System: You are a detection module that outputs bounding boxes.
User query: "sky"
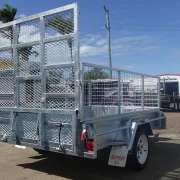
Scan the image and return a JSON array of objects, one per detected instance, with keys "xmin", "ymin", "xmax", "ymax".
[{"xmin": 2, "ymin": 0, "xmax": 180, "ymax": 75}]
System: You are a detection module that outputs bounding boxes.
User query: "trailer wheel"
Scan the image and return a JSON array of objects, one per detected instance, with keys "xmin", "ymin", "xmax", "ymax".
[{"xmin": 127, "ymin": 131, "xmax": 149, "ymax": 170}]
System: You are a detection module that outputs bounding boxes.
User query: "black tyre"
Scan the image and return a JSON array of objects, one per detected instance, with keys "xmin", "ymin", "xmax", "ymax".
[
  {"xmin": 33, "ymin": 148, "xmax": 48, "ymax": 155},
  {"xmin": 127, "ymin": 131, "xmax": 149, "ymax": 170}
]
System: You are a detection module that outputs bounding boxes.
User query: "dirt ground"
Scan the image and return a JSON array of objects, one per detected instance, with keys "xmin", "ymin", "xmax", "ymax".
[{"xmin": 0, "ymin": 112, "xmax": 180, "ymax": 180}]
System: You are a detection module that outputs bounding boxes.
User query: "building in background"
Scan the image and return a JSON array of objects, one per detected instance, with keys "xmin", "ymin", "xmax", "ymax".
[{"xmin": 158, "ymin": 74, "xmax": 180, "ymax": 96}]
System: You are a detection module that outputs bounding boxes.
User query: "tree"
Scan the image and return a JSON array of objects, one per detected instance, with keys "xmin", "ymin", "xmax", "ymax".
[
  {"xmin": 46, "ymin": 17, "xmax": 74, "ymax": 61},
  {"xmin": 0, "ymin": 3, "xmax": 17, "ymax": 41},
  {"xmin": 0, "ymin": 3, "xmax": 17, "ymax": 23},
  {"xmin": 84, "ymin": 67, "xmax": 109, "ymax": 80}
]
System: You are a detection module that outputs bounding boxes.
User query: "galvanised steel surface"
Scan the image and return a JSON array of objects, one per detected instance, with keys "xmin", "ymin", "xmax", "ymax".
[{"xmin": 0, "ymin": 3, "xmax": 79, "ymax": 152}]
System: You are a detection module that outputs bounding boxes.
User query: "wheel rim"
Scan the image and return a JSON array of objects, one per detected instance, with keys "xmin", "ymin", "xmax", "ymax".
[{"xmin": 137, "ymin": 134, "xmax": 148, "ymax": 165}]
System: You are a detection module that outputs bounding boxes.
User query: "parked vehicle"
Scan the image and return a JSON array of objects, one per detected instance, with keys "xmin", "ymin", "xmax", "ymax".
[
  {"xmin": 0, "ymin": 3, "xmax": 166, "ymax": 171},
  {"xmin": 160, "ymin": 94, "xmax": 175, "ymax": 109}
]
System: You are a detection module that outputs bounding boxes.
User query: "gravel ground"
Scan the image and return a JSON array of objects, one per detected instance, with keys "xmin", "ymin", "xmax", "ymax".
[{"xmin": 154, "ymin": 112, "xmax": 180, "ymax": 134}]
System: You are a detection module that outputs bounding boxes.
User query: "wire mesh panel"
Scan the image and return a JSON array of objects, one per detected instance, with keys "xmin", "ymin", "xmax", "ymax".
[
  {"xmin": 46, "ymin": 97, "xmax": 75, "ymax": 109},
  {"xmin": 17, "ymin": 19, "xmax": 40, "ymax": 44},
  {"xmin": 0, "ymin": 111, "xmax": 11, "ymax": 137},
  {"xmin": 0, "ymin": 73, "xmax": 14, "ymax": 108},
  {"xmin": 17, "ymin": 45, "xmax": 40, "ymax": 76},
  {"xmin": 0, "ymin": 50, "xmax": 13, "ymax": 70},
  {"xmin": 44, "ymin": 113, "xmax": 72, "ymax": 145},
  {"xmin": 17, "ymin": 113, "xmax": 39, "ymax": 141},
  {"xmin": 46, "ymin": 67, "xmax": 75, "ymax": 93},
  {"xmin": 0, "ymin": 74, "xmax": 14, "ymax": 94},
  {"xmin": 0, "ymin": 26, "xmax": 13, "ymax": 47},
  {"xmin": 45, "ymin": 39, "xmax": 74, "ymax": 65},
  {"xmin": 121, "ymin": 72, "xmax": 143, "ymax": 113},
  {"xmin": 18, "ymin": 80, "xmax": 42, "ymax": 108},
  {"xmin": 44, "ymin": 10, "xmax": 74, "ymax": 39},
  {"xmin": 144, "ymin": 77, "xmax": 159, "ymax": 109},
  {"xmin": 83, "ymin": 65, "xmax": 119, "ymax": 118}
]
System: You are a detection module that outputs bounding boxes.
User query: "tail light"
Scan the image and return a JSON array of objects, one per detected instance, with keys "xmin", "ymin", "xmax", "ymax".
[
  {"xmin": 81, "ymin": 124, "xmax": 96, "ymax": 151},
  {"xmin": 168, "ymin": 97, "xmax": 171, "ymax": 101},
  {"xmin": 86, "ymin": 140, "xmax": 94, "ymax": 151}
]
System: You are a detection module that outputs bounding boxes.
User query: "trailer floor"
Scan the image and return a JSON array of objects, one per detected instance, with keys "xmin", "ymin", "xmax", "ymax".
[{"xmin": 0, "ymin": 136, "xmax": 180, "ymax": 180}]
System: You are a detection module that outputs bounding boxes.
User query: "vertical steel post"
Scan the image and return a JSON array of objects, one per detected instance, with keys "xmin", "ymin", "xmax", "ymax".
[
  {"xmin": 13, "ymin": 24, "xmax": 18, "ymax": 108},
  {"xmin": 80, "ymin": 63, "xmax": 84, "ymax": 119},
  {"xmin": 39, "ymin": 16, "xmax": 45, "ymax": 147},
  {"xmin": 141, "ymin": 76, "xmax": 144, "ymax": 111},
  {"xmin": 73, "ymin": 3, "xmax": 80, "ymax": 153},
  {"xmin": 40, "ymin": 17, "xmax": 46, "ymax": 109},
  {"xmin": 118, "ymin": 71, "xmax": 121, "ymax": 114},
  {"xmin": 158, "ymin": 78, "xmax": 161, "ymax": 108},
  {"xmin": 12, "ymin": 24, "xmax": 18, "ymax": 140}
]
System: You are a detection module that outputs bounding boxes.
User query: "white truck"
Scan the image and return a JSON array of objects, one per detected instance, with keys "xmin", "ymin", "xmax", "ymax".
[{"xmin": 0, "ymin": 3, "xmax": 166, "ymax": 170}]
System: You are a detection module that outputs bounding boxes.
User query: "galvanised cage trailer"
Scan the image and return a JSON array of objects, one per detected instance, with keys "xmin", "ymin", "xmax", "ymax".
[{"xmin": 0, "ymin": 3, "xmax": 166, "ymax": 170}]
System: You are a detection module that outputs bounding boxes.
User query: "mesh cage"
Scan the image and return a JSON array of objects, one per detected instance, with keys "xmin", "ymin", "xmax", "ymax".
[
  {"xmin": 17, "ymin": 45, "xmax": 40, "ymax": 76},
  {"xmin": 46, "ymin": 67, "xmax": 75, "ymax": 93},
  {"xmin": 0, "ymin": 26, "xmax": 13, "ymax": 47},
  {"xmin": 0, "ymin": 111, "xmax": 11, "ymax": 137},
  {"xmin": 44, "ymin": 10, "xmax": 74, "ymax": 39},
  {"xmin": 0, "ymin": 50, "xmax": 13, "ymax": 70},
  {"xmin": 82, "ymin": 64, "xmax": 160, "ymax": 119},
  {"xmin": 17, "ymin": 19, "xmax": 40, "ymax": 44},
  {"xmin": 18, "ymin": 80, "xmax": 42, "ymax": 108},
  {"xmin": 17, "ymin": 113, "xmax": 39, "ymax": 141},
  {"xmin": 44, "ymin": 113, "xmax": 72, "ymax": 145}
]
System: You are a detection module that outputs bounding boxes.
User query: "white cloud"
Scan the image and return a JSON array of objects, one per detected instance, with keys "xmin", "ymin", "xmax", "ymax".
[
  {"xmin": 96, "ymin": 39, "xmax": 107, "ymax": 46},
  {"xmin": 16, "ymin": 14, "xmax": 26, "ymax": 19},
  {"xmin": 80, "ymin": 34, "xmax": 160, "ymax": 58}
]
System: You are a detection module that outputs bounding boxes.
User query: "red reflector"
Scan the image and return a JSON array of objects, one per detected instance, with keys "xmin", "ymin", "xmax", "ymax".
[
  {"xmin": 168, "ymin": 97, "xmax": 170, "ymax": 101},
  {"xmin": 86, "ymin": 141, "xmax": 94, "ymax": 151}
]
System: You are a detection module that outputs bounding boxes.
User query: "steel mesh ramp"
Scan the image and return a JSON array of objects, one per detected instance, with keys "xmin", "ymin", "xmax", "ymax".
[{"xmin": 0, "ymin": 3, "xmax": 79, "ymax": 152}]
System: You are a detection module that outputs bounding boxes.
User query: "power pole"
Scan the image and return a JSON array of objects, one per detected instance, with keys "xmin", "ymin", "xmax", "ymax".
[{"xmin": 104, "ymin": 5, "xmax": 112, "ymax": 78}]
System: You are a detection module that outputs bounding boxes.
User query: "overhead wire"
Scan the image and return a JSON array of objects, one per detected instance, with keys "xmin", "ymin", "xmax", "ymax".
[
  {"xmin": 106, "ymin": 3, "xmax": 180, "ymax": 6},
  {"xmin": 110, "ymin": 10, "xmax": 180, "ymax": 14}
]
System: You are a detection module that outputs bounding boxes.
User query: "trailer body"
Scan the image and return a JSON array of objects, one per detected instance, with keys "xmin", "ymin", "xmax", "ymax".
[{"xmin": 0, "ymin": 3, "xmax": 166, "ymax": 169}]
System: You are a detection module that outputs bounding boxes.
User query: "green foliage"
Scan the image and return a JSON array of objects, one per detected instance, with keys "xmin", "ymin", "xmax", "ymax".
[
  {"xmin": 84, "ymin": 67, "xmax": 109, "ymax": 80},
  {"xmin": 0, "ymin": 3, "xmax": 17, "ymax": 23},
  {"xmin": 0, "ymin": 3, "xmax": 17, "ymax": 42}
]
